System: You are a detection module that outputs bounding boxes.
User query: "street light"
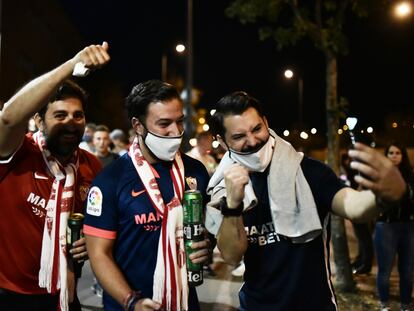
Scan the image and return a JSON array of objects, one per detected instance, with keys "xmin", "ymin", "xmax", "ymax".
[
  {"xmin": 161, "ymin": 44, "xmax": 185, "ymax": 82},
  {"xmin": 284, "ymin": 68, "xmax": 304, "ymax": 127},
  {"xmin": 394, "ymin": 1, "xmax": 412, "ymax": 19}
]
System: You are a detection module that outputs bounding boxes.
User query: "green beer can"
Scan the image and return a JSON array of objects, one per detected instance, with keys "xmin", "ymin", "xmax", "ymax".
[{"xmin": 183, "ymin": 190, "xmax": 204, "ymax": 287}]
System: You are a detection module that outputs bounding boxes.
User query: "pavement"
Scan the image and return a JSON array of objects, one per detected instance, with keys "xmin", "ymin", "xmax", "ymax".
[{"xmin": 77, "ymin": 219, "xmax": 410, "ymax": 310}]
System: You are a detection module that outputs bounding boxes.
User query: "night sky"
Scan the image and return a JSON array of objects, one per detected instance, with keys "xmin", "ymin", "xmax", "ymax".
[{"xmin": 58, "ymin": 0, "xmax": 414, "ymax": 136}]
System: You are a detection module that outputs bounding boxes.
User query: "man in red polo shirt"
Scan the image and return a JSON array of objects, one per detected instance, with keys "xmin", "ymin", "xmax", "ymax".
[{"xmin": 0, "ymin": 42, "xmax": 110, "ymax": 310}]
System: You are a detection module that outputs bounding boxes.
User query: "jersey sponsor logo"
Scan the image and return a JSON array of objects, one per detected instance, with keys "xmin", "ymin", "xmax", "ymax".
[
  {"xmin": 131, "ymin": 189, "xmax": 146, "ymax": 197},
  {"xmin": 34, "ymin": 172, "xmax": 49, "ymax": 180},
  {"xmin": 134, "ymin": 211, "xmax": 162, "ymax": 224},
  {"xmin": 86, "ymin": 186, "xmax": 103, "ymax": 216},
  {"xmin": 27, "ymin": 192, "xmax": 46, "ymax": 209},
  {"xmin": 245, "ymin": 222, "xmax": 279, "ymax": 246}
]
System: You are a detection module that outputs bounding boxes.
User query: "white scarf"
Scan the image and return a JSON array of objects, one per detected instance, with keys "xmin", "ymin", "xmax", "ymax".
[
  {"xmin": 129, "ymin": 137, "xmax": 188, "ymax": 311},
  {"xmin": 34, "ymin": 131, "xmax": 78, "ymax": 311}
]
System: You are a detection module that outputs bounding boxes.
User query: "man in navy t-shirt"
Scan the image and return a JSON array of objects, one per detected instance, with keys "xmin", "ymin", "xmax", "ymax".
[
  {"xmin": 206, "ymin": 91, "xmax": 408, "ymax": 310},
  {"xmin": 84, "ymin": 80, "xmax": 211, "ymax": 311}
]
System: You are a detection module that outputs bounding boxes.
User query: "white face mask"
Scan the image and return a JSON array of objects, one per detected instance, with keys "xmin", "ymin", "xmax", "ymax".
[
  {"xmin": 144, "ymin": 130, "xmax": 183, "ymax": 161},
  {"xmin": 229, "ymin": 135, "xmax": 275, "ymax": 172}
]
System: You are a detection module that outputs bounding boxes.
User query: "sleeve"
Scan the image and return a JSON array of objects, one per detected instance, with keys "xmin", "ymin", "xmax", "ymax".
[
  {"xmin": 83, "ymin": 171, "xmax": 119, "ymax": 240},
  {"xmin": 0, "ymin": 137, "xmax": 26, "ymax": 180},
  {"xmin": 302, "ymin": 157, "xmax": 346, "ymax": 214}
]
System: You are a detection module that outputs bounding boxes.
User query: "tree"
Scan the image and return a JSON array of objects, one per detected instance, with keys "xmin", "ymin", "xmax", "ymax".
[{"xmin": 226, "ymin": 0, "xmax": 379, "ymax": 292}]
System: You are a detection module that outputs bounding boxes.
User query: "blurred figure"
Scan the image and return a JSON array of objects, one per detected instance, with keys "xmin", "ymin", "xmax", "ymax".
[
  {"xmin": 186, "ymin": 131, "xmax": 217, "ymax": 176},
  {"xmin": 341, "ymin": 153, "xmax": 374, "ymax": 275},
  {"xmin": 79, "ymin": 122, "xmax": 96, "ymax": 153},
  {"xmin": 375, "ymin": 142, "xmax": 414, "ymax": 311},
  {"xmin": 93, "ymin": 125, "xmax": 119, "ymax": 167},
  {"xmin": 109, "ymin": 128, "xmax": 128, "ymax": 156}
]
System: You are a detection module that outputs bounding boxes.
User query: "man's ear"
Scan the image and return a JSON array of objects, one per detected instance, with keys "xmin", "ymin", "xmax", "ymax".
[
  {"xmin": 216, "ymin": 134, "xmax": 228, "ymax": 151},
  {"xmin": 34, "ymin": 113, "xmax": 44, "ymax": 131},
  {"xmin": 131, "ymin": 117, "xmax": 144, "ymax": 136},
  {"xmin": 263, "ymin": 116, "xmax": 269, "ymax": 128}
]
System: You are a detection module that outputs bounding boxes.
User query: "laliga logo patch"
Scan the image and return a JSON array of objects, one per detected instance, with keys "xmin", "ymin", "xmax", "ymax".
[
  {"xmin": 185, "ymin": 177, "xmax": 197, "ymax": 190},
  {"xmin": 86, "ymin": 186, "xmax": 103, "ymax": 216}
]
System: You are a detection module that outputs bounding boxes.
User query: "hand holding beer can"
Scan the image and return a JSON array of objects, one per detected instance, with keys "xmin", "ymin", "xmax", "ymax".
[
  {"xmin": 183, "ymin": 190, "xmax": 204, "ymax": 287},
  {"xmin": 67, "ymin": 213, "xmax": 85, "ymax": 278}
]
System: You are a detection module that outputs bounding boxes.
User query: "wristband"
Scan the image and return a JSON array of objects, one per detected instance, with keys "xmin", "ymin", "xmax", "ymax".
[
  {"xmin": 220, "ymin": 197, "xmax": 243, "ymax": 217},
  {"xmin": 123, "ymin": 290, "xmax": 142, "ymax": 311}
]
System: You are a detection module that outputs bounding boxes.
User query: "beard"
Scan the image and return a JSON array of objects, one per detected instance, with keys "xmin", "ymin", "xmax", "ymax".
[{"xmin": 44, "ymin": 128, "xmax": 83, "ymax": 158}]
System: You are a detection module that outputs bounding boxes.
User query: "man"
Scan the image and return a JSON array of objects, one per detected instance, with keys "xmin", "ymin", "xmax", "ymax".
[
  {"xmin": 109, "ymin": 128, "xmax": 128, "ymax": 156},
  {"xmin": 0, "ymin": 42, "xmax": 110, "ymax": 310},
  {"xmin": 79, "ymin": 122, "xmax": 97, "ymax": 153},
  {"xmin": 205, "ymin": 91, "xmax": 408, "ymax": 310},
  {"xmin": 93, "ymin": 124, "xmax": 120, "ymax": 167},
  {"xmin": 186, "ymin": 131, "xmax": 217, "ymax": 176},
  {"xmin": 84, "ymin": 80, "xmax": 211, "ymax": 311}
]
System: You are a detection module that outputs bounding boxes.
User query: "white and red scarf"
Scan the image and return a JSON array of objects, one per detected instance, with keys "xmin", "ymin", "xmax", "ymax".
[
  {"xmin": 129, "ymin": 137, "xmax": 188, "ymax": 311},
  {"xmin": 33, "ymin": 131, "xmax": 78, "ymax": 311}
]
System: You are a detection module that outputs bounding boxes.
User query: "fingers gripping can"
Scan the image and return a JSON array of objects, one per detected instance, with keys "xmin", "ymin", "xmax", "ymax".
[
  {"xmin": 67, "ymin": 213, "xmax": 84, "ymax": 278},
  {"xmin": 183, "ymin": 190, "xmax": 204, "ymax": 287}
]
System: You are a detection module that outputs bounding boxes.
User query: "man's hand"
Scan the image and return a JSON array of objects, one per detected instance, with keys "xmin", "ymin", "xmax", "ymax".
[
  {"xmin": 348, "ymin": 142, "xmax": 406, "ymax": 202},
  {"xmin": 223, "ymin": 164, "xmax": 249, "ymax": 208},
  {"xmin": 189, "ymin": 237, "xmax": 212, "ymax": 265},
  {"xmin": 71, "ymin": 237, "xmax": 88, "ymax": 261},
  {"xmin": 70, "ymin": 41, "xmax": 110, "ymax": 71},
  {"xmin": 134, "ymin": 298, "xmax": 161, "ymax": 311}
]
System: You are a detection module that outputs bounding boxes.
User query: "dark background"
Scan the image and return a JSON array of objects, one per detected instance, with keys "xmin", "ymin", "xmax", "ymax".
[{"xmin": 1, "ymin": 0, "xmax": 413, "ymax": 145}]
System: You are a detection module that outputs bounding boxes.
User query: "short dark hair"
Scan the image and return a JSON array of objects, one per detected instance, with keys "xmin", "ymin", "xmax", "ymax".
[
  {"xmin": 125, "ymin": 80, "xmax": 181, "ymax": 122},
  {"xmin": 38, "ymin": 80, "xmax": 88, "ymax": 120},
  {"xmin": 209, "ymin": 91, "xmax": 265, "ymax": 137},
  {"xmin": 95, "ymin": 124, "xmax": 110, "ymax": 134}
]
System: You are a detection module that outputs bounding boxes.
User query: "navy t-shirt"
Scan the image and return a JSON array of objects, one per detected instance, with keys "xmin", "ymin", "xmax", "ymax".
[
  {"xmin": 239, "ymin": 156, "xmax": 345, "ymax": 311},
  {"xmin": 84, "ymin": 153, "xmax": 209, "ymax": 310}
]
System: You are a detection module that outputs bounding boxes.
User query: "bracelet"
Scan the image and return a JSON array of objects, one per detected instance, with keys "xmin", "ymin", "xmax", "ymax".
[
  {"xmin": 220, "ymin": 197, "xmax": 243, "ymax": 217},
  {"xmin": 123, "ymin": 290, "xmax": 142, "ymax": 311}
]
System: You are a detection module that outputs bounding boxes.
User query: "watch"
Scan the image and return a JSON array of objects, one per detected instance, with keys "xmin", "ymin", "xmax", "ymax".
[{"xmin": 220, "ymin": 197, "xmax": 244, "ymax": 217}]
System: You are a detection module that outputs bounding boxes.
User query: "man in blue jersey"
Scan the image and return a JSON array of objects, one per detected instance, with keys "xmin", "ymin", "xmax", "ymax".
[
  {"xmin": 205, "ymin": 91, "xmax": 409, "ymax": 310},
  {"xmin": 84, "ymin": 80, "xmax": 211, "ymax": 311}
]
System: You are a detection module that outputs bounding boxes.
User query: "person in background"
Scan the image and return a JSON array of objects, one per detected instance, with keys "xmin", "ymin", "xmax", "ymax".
[
  {"xmin": 205, "ymin": 91, "xmax": 408, "ymax": 311},
  {"xmin": 109, "ymin": 128, "xmax": 128, "ymax": 156},
  {"xmin": 375, "ymin": 142, "xmax": 414, "ymax": 311},
  {"xmin": 93, "ymin": 124, "xmax": 119, "ymax": 167},
  {"xmin": 0, "ymin": 42, "xmax": 109, "ymax": 310},
  {"xmin": 84, "ymin": 80, "xmax": 211, "ymax": 311},
  {"xmin": 79, "ymin": 122, "xmax": 96, "ymax": 153},
  {"xmin": 186, "ymin": 131, "xmax": 217, "ymax": 176}
]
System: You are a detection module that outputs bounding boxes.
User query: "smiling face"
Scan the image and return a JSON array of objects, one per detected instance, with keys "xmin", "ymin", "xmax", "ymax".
[
  {"xmin": 37, "ymin": 97, "xmax": 85, "ymax": 161},
  {"xmin": 218, "ymin": 107, "xmax": 269, "ymax": 153}
]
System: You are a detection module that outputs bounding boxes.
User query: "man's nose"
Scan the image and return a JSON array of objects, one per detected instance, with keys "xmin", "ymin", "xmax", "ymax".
[
  {"xmin": 245, "ymin": 133, "xmax": 260, "ymax": 147},
  {"xmin": 169, "ymin": 122, "xmax": 182, "ymax": 136}
]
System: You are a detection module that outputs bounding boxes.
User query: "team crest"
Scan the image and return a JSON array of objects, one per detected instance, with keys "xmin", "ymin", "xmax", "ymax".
[
  {"xmin": 86, "ymin": 186, "xmax": 103, "ymax": 216},
  {"xmin": 185, "ymin": 177, "xmax": 197, "ymax": 190},
  {"xmin": 79, "ymin": 184, "xmax": 90, "ymax": 202}
]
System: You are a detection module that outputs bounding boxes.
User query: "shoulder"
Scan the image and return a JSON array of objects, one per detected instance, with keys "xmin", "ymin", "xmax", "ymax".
[
  {"xmin": 93, "ymin": 152, "xmax": 132, "ymax": 185},
  {"xmin": 182, "ymin": 153, "xmax": 208, "ymax": 174},
  {"xmin": 301, "ymin": 156, "xmax": 335, "ymax": 178}
]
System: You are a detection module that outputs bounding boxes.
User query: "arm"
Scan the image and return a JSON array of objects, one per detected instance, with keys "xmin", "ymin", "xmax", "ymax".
[
  {"xmin": 85, "ymin": 235, "xmax": 161, "ymax": 311},
  {"xmin": 0, "ymin": 42, "xmax": 110, "ymax": 158},
  {"xmin": 332, "ymin": 142, "xmax": 407, "ymax": 222},
  {"xmin": 216, "ymin": 164, "xmax": 249, "ymax": 265}
]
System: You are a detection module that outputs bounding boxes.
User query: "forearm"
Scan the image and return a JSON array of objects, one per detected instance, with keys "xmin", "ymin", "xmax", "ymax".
[
  {"xmin": 89, "ymin": 248, "xmax": 135, "ymax": 307},
  {"xmin": 1, "ymin": 60, "xmax": 75, "ymax": 128},
  {"xmin": 217, "ymin": 216, "xmax": 247, "ymax": 265}
]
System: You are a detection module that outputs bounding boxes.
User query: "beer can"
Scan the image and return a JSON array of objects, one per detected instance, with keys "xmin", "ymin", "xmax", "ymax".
[
  {"xmin": 183, "ymin": 190, "xmax": 204, "ymax": 287},
  {"xmin": 67, "ymin": 213, "xmax": 84, "ymax": 278}
]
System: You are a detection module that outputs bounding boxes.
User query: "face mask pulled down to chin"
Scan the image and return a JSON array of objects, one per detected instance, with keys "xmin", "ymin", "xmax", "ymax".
[
  {"xmin": 229, "ymin": 134, "xmax": 275, "ymax": 172},
  {"xmin": 144, "ymin": 130, "xmax": 183, "ymax": 161}
]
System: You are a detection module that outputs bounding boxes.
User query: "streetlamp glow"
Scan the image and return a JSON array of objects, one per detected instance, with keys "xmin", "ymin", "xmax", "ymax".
[
  {"xmin": 283, "ymin": 130, "xmax": 290, "ymax": 137},
  {"xmin": 284, "ymin": 69, "xmax": 294, "ymax": 79},
  {"xmin": 394, "ymin": 1, "xmax": 412, "ymax": 18},
  {"xmin": 176, "ymin": 44, "xmax": 186, "ymax": 53},
  {"xmin": 311, "ymin": 128, "xmax": 317, "ymax": 134}
]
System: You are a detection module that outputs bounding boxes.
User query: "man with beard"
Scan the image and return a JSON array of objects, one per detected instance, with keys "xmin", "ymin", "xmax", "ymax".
[
  {"xmin": 84, "ymin": 80, "xmax": 211, "ymax": 311},
  {"xmin": 0, "ymin": 42, "xmax": 110, "ymax": 310},
  {"xmin": 205, "ymin": 91, "xmax": 409, "ymax": 310}
]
